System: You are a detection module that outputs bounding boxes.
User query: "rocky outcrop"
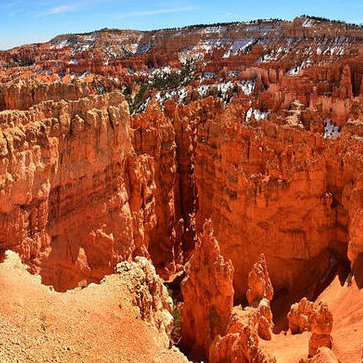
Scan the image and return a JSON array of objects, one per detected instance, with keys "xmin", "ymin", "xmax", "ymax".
[
  {"xmin": 256, "ymin": 298, "xmax": 274, "ymax": 341},
  {"xmin": 309, "ymin": 302, "xmax": 333, "ymax": 357},
  {"xmin": 243, "ymin": 254, "xmax": 274, "ymax": 340},
  {"xmin": 0, "ymin": 250, "xmax": 188, "ymax": 363},
  {"xmin": 300, "ymin": 347, "xmax": 339, "ymax": 363},
  {"xmin": 115, "ymin": 256, "xmax": 174, "ymax": 339},
  {"xmin": 336, "ymin": 65, "xmax": 353, "ymax": 100},
  {"xmin": 192, "ymin": 93, "xmax": 362, "ymax": 320},
  {"xmin": 179, "ymin": 228, "xmax": 276, "ymax": 361},
  {"xmin": 0, "ymin": 78, "xmax": 93, "ymax": 111},
  {"xmin": 207, "ymin": 256, "xmax": 275, "ymax": 361},
  {"xmin": 287, "ymin": 299, "xmax": 335, "ymax": 359},
  {"xmin": 246, "ymin": 253, "xmax": 274, "ymax": 307},
  {"xmin": 288, "ymin": 298, "xmax": 314, "ymax": 334},
  {"xmin": 180, "ymin": 219, "xmax": 234, "ymax": 360},
  {"xmin": 209, "ymin": 306, "xmax": 276, "ymax": 363}
]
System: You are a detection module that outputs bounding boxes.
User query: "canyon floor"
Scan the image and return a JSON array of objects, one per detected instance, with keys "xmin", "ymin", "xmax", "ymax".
[{"xmin": 0, "ymin": 16, "xmax": 362, "ymax": 362}]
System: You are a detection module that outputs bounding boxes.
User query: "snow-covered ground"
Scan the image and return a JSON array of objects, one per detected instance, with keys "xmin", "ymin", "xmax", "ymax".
[
  {"xmin": 154, "ymin": 88, "xmax": 188, "ymax": 109},
  {"xmin": 200, "ymin": 26, "xmax": 227, "ymax": 34},
  {"xmin": 223, "ymin": 38, "xmax": 255, "ymax": 58},
  {"xmin": 50, "ymin": 39, "xmax": 71, "ymax": 50},
  {"xmin": 197, "ymin": 85, "xmax": 210, "ymax": 97}
]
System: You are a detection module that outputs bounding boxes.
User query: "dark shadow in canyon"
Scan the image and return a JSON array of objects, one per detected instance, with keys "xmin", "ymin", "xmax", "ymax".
[
  {"xmin": 0, "ymin": 249, "xmax": 5, "ymax": 263},
  {"xmin": 271, "ymin": 247, "xmax": 351, "ymax": 333},
  {"xmin": 352, "ymin": 252, "xmax": 363, "ymax": 288}
]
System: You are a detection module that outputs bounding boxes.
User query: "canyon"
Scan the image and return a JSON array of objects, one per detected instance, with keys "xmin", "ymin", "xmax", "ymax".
[{"xmin": 0, "ymin": 15, "xmax": 362, "ymax": 362}]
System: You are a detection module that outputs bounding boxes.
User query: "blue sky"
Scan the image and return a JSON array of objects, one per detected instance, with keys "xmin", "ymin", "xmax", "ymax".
[{"xmin": 0, "ymin": 0, "xmax": 362, "ymax": 50}]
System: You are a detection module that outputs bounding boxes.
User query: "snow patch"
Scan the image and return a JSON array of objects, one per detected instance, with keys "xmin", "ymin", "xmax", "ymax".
[
  {"xmin": 216, "ymin": 82, "xmax": 235, "ymax": 103},
  {"xmin": 84, "ymin": 34, "xmax": 96, "ymax": 42},
  {"xmin": 246, "ymin": 108, "xmax": 269, "ymax": 122},
  {"xmin": 79, "ymin": 71, "xmax": 90, "ymax": 80},
  {"xmin": 223, "ymin": 38, "xmax": 255, "ymax": 57},
  {"xmin": 51, "ymin": 39, "xmax": 71, "ymax": 50},
  {"xmin": 201, "ymin": 38, "xmax": 227, "ymax": 53},
  {"xmin": 152, "ymin": 66, "xmax": 172, "ymax": 77},
  {"xmin": 197, "ymin": 85, "xmax": 210, "ymax": 97},
  {"xmin": 178, "ymin": 49, "xmax": 204, "ymax": 63},
  {"xmin": 201, "ymin": 26, "xmax": 226, "ymax": 34},
  {"xmin": 135, "ymin": 44, "xmax": 152, "ymax": 54},
  {"xmin": 201, "ymin": 72, "xmax": 215, "ymax": 80},
  {"xmin": 324, "ymin": 118, "xmax": 341, "ymax": 139},
  {"xmin": 133, "ymin": 97, "xmax": 151, "ymax": 115},
  {"xmin": 302, "ymin": 18, "xmax": 315, "ymax": 27},
  {"xmin": 154, "ymin": 88, "xmax": 188, "ymax": 109},
  {"xmin": 238, "ymin": 80, "xmax": 256, "ymax": 96},
  {"xmin": 287, "ymin": 60, "xmax": 312, "ymax": 76}
]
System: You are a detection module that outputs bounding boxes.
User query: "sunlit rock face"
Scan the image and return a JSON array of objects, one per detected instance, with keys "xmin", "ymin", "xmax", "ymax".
[
  {"xmin": 180, "ymin": 220, "xmax": 234, "ymax": 360},
  {"xmin": 0, "ymin": 15, "xmax": 361, "ymax": 363},
  {"xmin": 0, "ymin": 89, "xmax": 137, "ymax": 290}
]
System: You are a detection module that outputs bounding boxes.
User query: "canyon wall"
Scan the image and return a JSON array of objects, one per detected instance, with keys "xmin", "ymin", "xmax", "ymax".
[
  {"xmin": 192, "ymin": 97, "xmax": 361, "ymax": 313},
  {"xmin": 0, "ymin": 88, "xmax": 139, "ymax": 290}
]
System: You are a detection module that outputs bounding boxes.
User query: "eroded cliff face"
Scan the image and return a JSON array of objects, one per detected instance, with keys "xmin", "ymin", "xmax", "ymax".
[
  {"xmin": 189, "ymin": 96, "xmax": 362, "ymax": 316},
  {"xmin": 131, "ymin": 102, "xmax": 182, "ymax": 278},
  {"xmin": 0, "ymin": 15, "xmax": 362, "ymax": 362},
  {"xmin": 0, "ymin": 87, "xmax": 137, "ymax": 290}
]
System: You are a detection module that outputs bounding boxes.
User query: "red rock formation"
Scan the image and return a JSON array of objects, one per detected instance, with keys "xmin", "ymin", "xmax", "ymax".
[
  {"xmin": 288, "ymin": 298, "xmax": 314, "ymax": 334},
  {"xmin": 0, "ymin": 78, "xmax": 93, "ymax": 110},
  {"xmin": 207, "ymin": 256, "xmax": 275, "ymax": 361},
  {"xmin": 180, "ymin": 219, "xmax": 234, "ymax": 360},
  {"xmin": 0, "ymin": 89, "xmax": 138, "ymax": 291},
  {"xmin": 209, "ymin": 306, "xmax": 276, "ymax": 363},
  {"xmin": 246, "ymin": 253, "xmax": 274, "ymax": 306},
  {"xmin": 115, "ymin": 256, "xmax": 174, "ymax": 338},
  {"xmin": 191, "ymin": 93, "xmax": 362, "ymax": 322},
  {"xmin": 132, "ymin": 101, "xmax": 181, "ymax": 278},
  {"xmin": 309, "ymin": 301, "xmax": 333, "ymax": 357},
  {"xmin": 256, "ymin": 298, "xmax": 274, "ymax": 341},
  {"xmin": 126, "ymin": 154, "xmax": 157, "ymax": 257},
  {"xmin": 300, "ymin": 347, "xmax": 340, "ymax": 363},
  {"xmin": 0, "ymin": 16, "xmax": 361, "ymax": 363},
  {"xmin": 337, "ymin": 65, "xmax": 353, "ymax": 99}
]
